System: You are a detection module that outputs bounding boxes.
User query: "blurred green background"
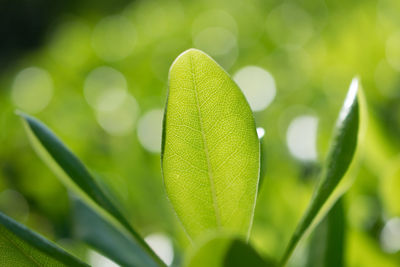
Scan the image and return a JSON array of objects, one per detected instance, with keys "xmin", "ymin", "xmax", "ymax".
[{"xmin": 0, "ymin": 0, "xmax": 399, "ymax": 266}]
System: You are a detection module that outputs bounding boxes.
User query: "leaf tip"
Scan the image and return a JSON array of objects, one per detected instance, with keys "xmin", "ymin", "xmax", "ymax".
[
  {"xmin": 180, "ymin": 48, "xmax": 205, "ymax": 58},
  {"xmin": 15, "ymin": 109, "xmax": 27, "ymax": 118},
  {"xmin": 347, "ymin": 77, "xmax": 360, "ymax": 103},
  {"xmin": 15, "ymin": 110, "xmax": 37, "ymax": 130},
  {"xmin": 170, "ymin": 48, "xmax": 207, "ymax": 70},
  {"xmin": 337, "ymin": 77, "xmax": 360, "ymax": 125}
]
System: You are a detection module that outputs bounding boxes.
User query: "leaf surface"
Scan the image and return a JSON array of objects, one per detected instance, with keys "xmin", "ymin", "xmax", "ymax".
[
  {"xmin": 162, "ymin": 49, "xmax": 260, "ymax": 240},
  {"xmin": 19, "ymin": 113, "xmax": 165, "ymax": 267},
  {"xmin": 307, "ymin": 198, "xmax": 345, "ymax": 267},
  {"xmin": 0, "ymin": 211, "xmax": 88, "ymax": 267},
  {"xmin": 280, "ymin": 78, "xmax": 365, "ymax": 265},
  {"xmin": 73, "ymin": 197, "xmax": 160, "ymax": 267}
]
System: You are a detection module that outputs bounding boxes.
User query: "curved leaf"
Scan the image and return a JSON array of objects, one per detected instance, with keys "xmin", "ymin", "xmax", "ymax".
[
  {"xmin": 306, "ymin": 198, "xmax": 346, "ymax": 267},
  {"xmin": 0, "ymin": 211, "xmax": 88, "ymax": 267},
  {"xmin": 162, "ymin": 49, "xmax": 260, "ymax": 240},
  {"xmin": 185, "ymin": 234, "xmax": 273, "ymax": 267},
  {"xmin": 72, "ymin": 197, "xmax": 161, "ymax": 267},
  {"xmin": 18, "ymin": 113, "xmax": 165, "ymax": 267},
  {"xmin": 280, "ymin": 78, "xmax": 365, "ymax": 266}
]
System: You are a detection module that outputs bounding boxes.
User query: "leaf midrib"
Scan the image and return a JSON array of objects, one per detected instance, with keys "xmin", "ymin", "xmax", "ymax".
[{"xmin": 189, "ymin": 53, "xmax": 221, "ymax": 227}]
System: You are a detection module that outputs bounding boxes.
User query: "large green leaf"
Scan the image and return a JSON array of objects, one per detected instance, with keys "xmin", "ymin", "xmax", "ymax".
[
  {"xmin": 185, "ymin": 234, "xmax": 273, "ymax": 267},
  {"xmin": 72, "ymin": 197, "xmax": 161, "ymax": 267},
  {"xmin": 18, "ymin": 113, "xmax": 165, "ymax": 267},
  {"xmin": 162, "ymin": 49, "xmax": 260, "ymax": 240},
  {"xmin": 0, "ymin": 211, "xmax": 88, "ymax": 267},
  {"xmin": 280, "ymin": 78, "xmax": 365, "ymax": 266}
]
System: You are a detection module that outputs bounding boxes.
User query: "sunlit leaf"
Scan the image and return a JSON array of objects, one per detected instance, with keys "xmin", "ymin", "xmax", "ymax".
[
  {"xmin": 162, "ymin": 49, "xmax": 260, "ymax": 240},
  {"xmin": 280, "ymin": 78, "xmax": 366, "ymax": 265},
  {"xmin": 72, "ymin": 197, "xmax": 161, "ymax": 267},
  {"xmin": 185, "ymin": 233, "xmax": 273, "ymax": 267},
  {"xmin": 18, "ymin": 113, "xmax": 165, "ymax": 267},
  {"xmin": 0, "ymin": 211, "xmax": 88, "ymax": 267}
]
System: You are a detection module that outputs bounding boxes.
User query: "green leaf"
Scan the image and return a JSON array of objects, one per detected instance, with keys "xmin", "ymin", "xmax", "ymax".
[
  {"xmin": 0, "ymin": 211, "xmax": 88, "ymax": 267},
  {"xmin": 18, "ymin": 113, "xmax": 165, "ymax": 267},
  {"xmin": 72, "ymin": 197, "xmax": 161, "ymax": 267},
  {"xmin": 307, "ymin": 198, "xmax": 346, "ymax": 267},
  {"xmin": 162, "ymin": 49, "xmax": 260, "ymax": 240},
  {"xmin": 185, "ymin": 234, "xmax": 273, "ymax": 267},
  {"xmin": 280, "ymin": 78, "xmax": 365, "ymax": 266}
]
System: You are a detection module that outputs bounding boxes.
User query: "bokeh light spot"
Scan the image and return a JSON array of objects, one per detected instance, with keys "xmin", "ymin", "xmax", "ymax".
[
  {"xmin": 84, "ymin": 66, "xmax": 127, "ymax": 111},
  {"xmin": 193, "ymin": 27, "xmax": 238, "ymax": 69},
  {"xmin": 88, "ymin": 250, "xmax": 119, "ymax": 267},
  {"xmin": 257, "ymin": 127, "xmax": 265, "ymax": 139},
  {"xmin": 385, "ymin": 31, "xmax": 400, "ymax": 72},
  {"xmin": 233, "ymin": 66, "xmax": 276, "ymax": 112},
  {"xmin": 11, "ymin": 67, "xmax": 53, "ymax": 114},
  {"xmin": 286, "ymin": 115, "xmax": 318, "ymax": 161},
  {"xmin": 92, "ymin": 15, "xmax": 136, "ymax": 62},
  {"xmin": 96, "ymin": 94, "xmax": 139, "ymax": 136},
  {"xmin": 137, "ymin": 109, "xmax": 164, "ymax": 153},
  {"xmin": 380, "ymin": 217, "xmax": 400, "ymax": 253},
  {"xmin": 145, "ymin": 233, "xmax": 174, "ymax": 266}
]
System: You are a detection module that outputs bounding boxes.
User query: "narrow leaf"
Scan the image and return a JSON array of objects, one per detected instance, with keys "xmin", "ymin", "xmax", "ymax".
[
  {"xmin": 185, "ymin": 234, "xmax": 273, "ymax": 267},
  {"xmin": 0, "ymin": 211, "xmax": 88, "ymax": 267},
  {"xmin": 306, "ymin": 198, "xmax": 346, "ymax": 267},
  {"xmin": 280, "ymin": 78, "xmax": 364, "ymax": 265},
  {"xmin": 72, "ymin": 197, "xmax": 161, "ymax": 267},
  {"xmin": 18, "ymin": 113, "xmax": 165, "ymax": 267},
  {"xmin": 162, "ymin": 49, "xmax": 260, "ymax": 240}
]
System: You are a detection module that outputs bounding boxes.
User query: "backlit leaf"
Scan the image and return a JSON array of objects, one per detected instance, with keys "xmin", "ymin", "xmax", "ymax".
[
  {"xmin": 72, "ymin": 197, "xmax": 161, "ymax": 267},
  {"xmin": 0, "ymin": 211, "xmax": 88, "ymax": 267},
  {"xmin": 18, "ymin": 113, "xmax": 165, "ymax": 267},
  {"xmin": 280, "ymin": 78, "xmax": 366, "ymax": 265},
  {"xmin": 162, "ymin": 49, "xmax": 260, "ymax": 240}
]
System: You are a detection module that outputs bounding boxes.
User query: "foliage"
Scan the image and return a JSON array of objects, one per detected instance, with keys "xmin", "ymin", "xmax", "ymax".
[
  {"xmin": 162, "ymin": 49, "xmax": 259, "ymax": 240},
  {"xmin": 0, "ymin": 49, "xmax": 365, "ymax": 266}
]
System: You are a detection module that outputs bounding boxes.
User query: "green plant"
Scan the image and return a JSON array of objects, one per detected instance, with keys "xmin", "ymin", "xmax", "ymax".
[{"xmin": 0, "ymin": 49, "xmax": 364, "ymax": 266}]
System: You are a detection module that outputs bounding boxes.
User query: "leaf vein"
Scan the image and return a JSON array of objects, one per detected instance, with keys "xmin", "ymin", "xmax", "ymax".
[{"xmin": 189, "ymin": 54, "xmax": 222, "ymax": 227}]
